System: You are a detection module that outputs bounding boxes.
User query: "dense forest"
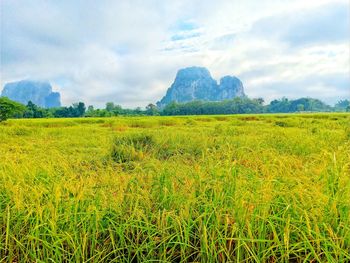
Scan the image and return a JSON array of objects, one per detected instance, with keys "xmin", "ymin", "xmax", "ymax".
[{"xmin": 0, "ymin": 97, "xmax": 349, "ymax": 121}]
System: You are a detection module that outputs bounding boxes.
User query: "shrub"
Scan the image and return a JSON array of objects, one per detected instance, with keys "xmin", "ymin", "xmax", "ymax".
[
  {"xmin": 111, "ymin": 134, "xmax": 155, "ymax": 163},
  {"xmin": 275, "ymin": 121, "xmax": 288, "ymax": 127}
]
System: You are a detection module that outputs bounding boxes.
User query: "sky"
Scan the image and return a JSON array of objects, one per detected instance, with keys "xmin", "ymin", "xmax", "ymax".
[{"xmin": 1, "ymin": 0, "xmax": 349, "ymax": 108}]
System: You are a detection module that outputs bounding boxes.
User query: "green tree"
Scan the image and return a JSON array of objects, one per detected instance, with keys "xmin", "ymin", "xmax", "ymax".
[
  {"xmin": 135, "ymin": 107, "xmax": 143, "ymax": 115},
  {"xmin": 146, "ymin": 103, "xmax": 159, "ymax": 116},
  {"xmin": 296, "ymin": 104, "xmax": 304, "ymax": 112},
  {"xmin": 254, "ymin": 98, "xmax": 265, "ymax": 105},
  {"xmin": 162, "ymin": 102, "xmax": 180, "ymax": 115},
  {"xmin": 0, "ymin": 97, "xmax": 25, "ymax": 122},
  {"xmin": 268, "ymin": 98, "xmax": 291, "ymax": 113},
  {"xmin": 72, "ymin": 102, "xmax": 86, "ymax": 117},
  {"xmin": 112, "ymin": 105, "xmax": 123, "ymax": 116},
  {"xmin": 106, "ymin": 102, "xmax": 115, "ymax": 112},
  {"xmin": 24, "ymin": 101, "xmax": 48, "ymax": 118},
  {"xmin": 85, "ymin": 105, "xmax": 95, "ymax": 117},
  {"xmin": 335, "ymin": 100, "xmax": 350, "ymax": 111},
  {"xmin": 76, "ymin": 102, "xmax": 86, "ymax": 117},
  {"xmin": 161, "ymin": 98, "xmax": 265, "ymax": 116}
]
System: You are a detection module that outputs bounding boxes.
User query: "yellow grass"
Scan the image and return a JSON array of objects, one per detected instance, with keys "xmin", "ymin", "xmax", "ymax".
[{"xmin": 0, "ymin": 113, "xmax": 349, "ymax": 262}]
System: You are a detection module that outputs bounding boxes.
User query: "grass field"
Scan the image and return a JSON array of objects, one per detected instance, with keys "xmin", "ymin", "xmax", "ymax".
[{"xmin": 0, "ymin": 113, "xmax": 349, "ymax": 262}]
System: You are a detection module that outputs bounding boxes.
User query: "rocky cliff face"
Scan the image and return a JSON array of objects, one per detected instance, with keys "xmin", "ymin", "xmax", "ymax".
[
  {"xmin": 157, "ymin": 67, "xmax": 245, "ymax": 108},
  {"xmin": 217, "ymin": 76, "xmax": 245, "ymax": 100},
  {"xmin": 1, "ymin": 80, "xmax": 61, "ymax": 108}
]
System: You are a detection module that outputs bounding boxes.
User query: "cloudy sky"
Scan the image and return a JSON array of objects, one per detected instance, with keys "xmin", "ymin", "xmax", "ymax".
[{"xmin": 1, "ymin": 0, "xmax": 349, "ymax": 107}]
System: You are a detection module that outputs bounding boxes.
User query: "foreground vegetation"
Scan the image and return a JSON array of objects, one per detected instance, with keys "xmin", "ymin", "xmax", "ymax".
[{"xmin": 1, "ymin": 113, "xmax": 350, "ymax": 262}]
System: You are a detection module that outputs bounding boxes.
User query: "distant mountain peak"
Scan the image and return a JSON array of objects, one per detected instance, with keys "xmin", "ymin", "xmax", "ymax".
[
  {"xmin": 175, "ymin": 66, "xmax": 212, "ymax": 80},
  {"xmin": 157, "ymin": 67, "xmax": 245, "ymax": 108},
  {"xmin": 1, "ymin": 80, "xmax": 61, "ymax": 108}
]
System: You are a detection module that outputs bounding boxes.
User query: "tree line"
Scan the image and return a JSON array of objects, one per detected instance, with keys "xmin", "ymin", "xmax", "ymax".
[
  {"xmin": 0, "ymin": 96, "xmax": 349, "ymax": 122},
  {"xmin": 161, "ymin": 97, "xmax": 349, "ymax": 115}
]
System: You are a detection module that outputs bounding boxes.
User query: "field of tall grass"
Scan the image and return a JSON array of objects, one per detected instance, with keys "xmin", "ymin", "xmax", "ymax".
[{"xmin": 1, "ymin": 113, "xmax": 349, "ymax": 262}]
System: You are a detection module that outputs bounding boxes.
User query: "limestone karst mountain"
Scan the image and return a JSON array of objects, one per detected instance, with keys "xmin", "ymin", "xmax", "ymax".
[
  {"xmin": 157, "ymin": 66, "xmax": 245, "ymax": 108},
  {"xmin": 1, "ymin": 80, "xmax": 61, "ymax": 108}
]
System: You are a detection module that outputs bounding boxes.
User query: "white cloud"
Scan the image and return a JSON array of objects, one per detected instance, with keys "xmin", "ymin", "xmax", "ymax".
[{"xmin": 0, "ymin": 0, "xmax": 349, "ymax": 107}]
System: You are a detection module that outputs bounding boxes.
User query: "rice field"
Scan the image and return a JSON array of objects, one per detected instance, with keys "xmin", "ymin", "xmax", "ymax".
[{"xmin": 0, "ymin": 113, "xmax": 349, "ymax": 262}]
